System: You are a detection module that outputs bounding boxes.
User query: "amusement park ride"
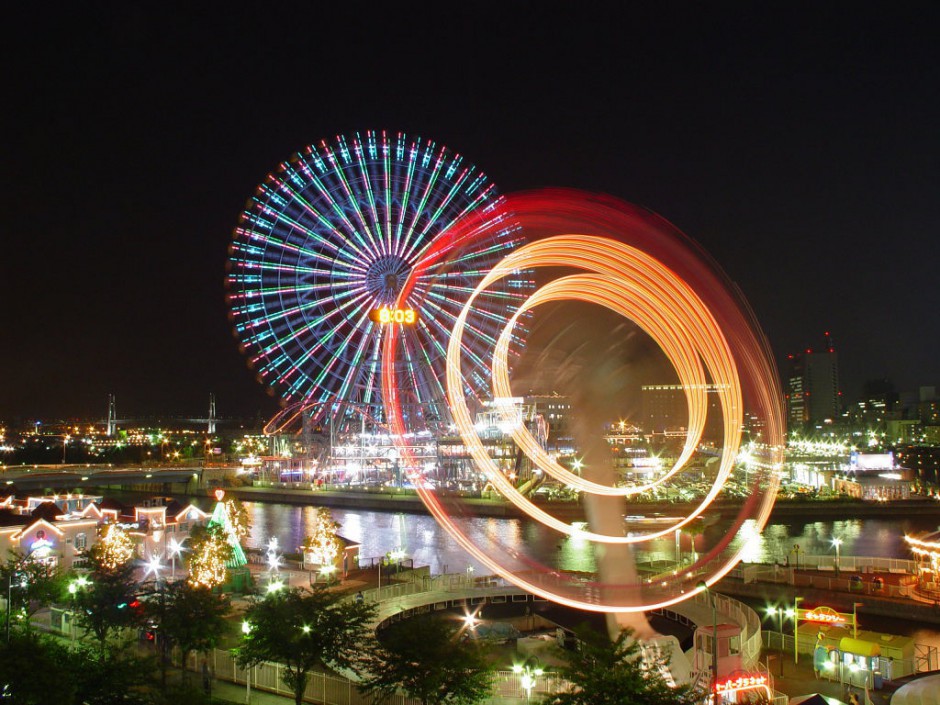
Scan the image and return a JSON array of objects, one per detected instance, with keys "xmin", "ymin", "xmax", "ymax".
[{"xmin": 226, "ymin": 130, "xmax": 786, "ymax": 625}]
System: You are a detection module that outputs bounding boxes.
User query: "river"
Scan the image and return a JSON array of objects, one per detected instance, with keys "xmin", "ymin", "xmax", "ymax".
[
  {"xmin": 242, "ymin": 501, "xmax": 940, "ymax": 575},
  {"xmin": 242, "ymin": 500, "xmax": 940, "ymax": 648}
]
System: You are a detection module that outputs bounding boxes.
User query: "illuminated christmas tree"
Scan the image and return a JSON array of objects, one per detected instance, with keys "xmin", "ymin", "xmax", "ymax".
[
  {"xmin": 301, "ymin": 507, "xmax": 340, "ymax": 568},
  {"xmin": 187, "ymin": 525, "xmax": 231, "ymax": 589},
  {"xmin": 207, "ymin": 490, "xmax": 247, "ymax": 568},
  {"xmin": 97, "ymin": 524, "xmax": 135, "ymax": 570}
]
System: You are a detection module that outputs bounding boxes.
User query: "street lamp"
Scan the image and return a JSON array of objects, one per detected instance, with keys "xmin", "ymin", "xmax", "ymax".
[
  {"xmin": 67, "ymin": 575, "xmax": 90, "ymax": 641},
  {"xmin": 764, "ymin": 605, "xmax": 785, "ymax": 676},
  {"xmin": 145, "ymin": 554, "xmax": 164, "ymax": 582},
  {"xmin": 387, "ymin": 447, "xmax": 400, "ymax": 487},
  {"xmin": 512, "ymin": 657, "xmax": 544, "ymax": 704},
  {"xmin": 168, "ymin": 538, "xmax": 185, "ymax": 580},
  {"xmin": 832, "ymin": 537, "xmax": 843, "ymax": 576},
  {"xmin": 791, "ymin": 543, "xmax": 803, "ymax": 570},
  {"xmin": 241, "ymin": 620, "xmax": 253, "ymax": 703},
  {"xmin": 793, "ymin": 596, "xmax": 805, "ymax": 664},
  {"xmin": 697, "ymin": 581, "xmax": 718, "ymax": 697}
]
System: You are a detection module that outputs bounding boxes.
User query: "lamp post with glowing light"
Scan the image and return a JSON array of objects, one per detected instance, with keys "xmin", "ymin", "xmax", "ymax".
[
  {"xmin": 832, "ymin": 537, "xmax": 843, "ymax": 576},
  {"xmin": 387, "ymin": 447, "xmax": 400, "ymax": 488},
  {"xmin": 793, "ymin": 596, "xmax": 804, "ymax": 664},
  {"xmin": 764, "ymin": 605, "xmax": 787, "ymax": 676},
  {"xmin": 67, "ymin": 575, "xmax": 90, "ymax": 641},
  {"xmin": 168, "ymin": 538, "xmax": 185, "ymax": 580},
  {"xmin": 512, "ymin": 657, "xmax": 543, "ymax": 704},
  {"xmin": 242, "ymin": 620, "xmax": 253, "ymax": 703}
]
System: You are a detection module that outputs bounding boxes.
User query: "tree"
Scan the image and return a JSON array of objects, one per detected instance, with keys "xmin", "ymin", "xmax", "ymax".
[
  {"xmin": 69, "ymin": 643, "xmax": 157, "ymax": 705},
  {"xmin": 96, "ymin": 523, "xmax": 136, "ymax": 570},
  {"xmin": 186, "ymin": 524, "xmax": 232, "ymax": 589},
  {"xmin": 301, "ymin": 507, "xmax": 341, "ymax": 567},
  {"xmin": 224, "ymin": 497, "xmax": 251, "ymax": 542},
  {"xmin": 73, "ymin": 532, "xmax": 145, "ymax": 661},
  {"xmin": 0, "ymin": 630, "xmax": 77, "ymax": 704},
  {"xmin": 236, "ymin": 585, "xmax": 376, "ymax": 705},
  {"xmin": 361, "ymin": 613, "xmax": 494, "ymax": 705},
  {"xmin": 149, "ymin": 580, "xmax": 231, "ymax": 686},
  {"xmin": 545, "ymin": 626, "xmax": 698, "ymax": 705},
  {"xmin": 0, "ymin": 549, "xmax": 65, "ymax": 633}
]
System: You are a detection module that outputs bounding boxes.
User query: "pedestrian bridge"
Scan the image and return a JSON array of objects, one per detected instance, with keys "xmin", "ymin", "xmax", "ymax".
[
  {"xmin": 198, "ymin": 570, "xmax": 768, "ymax": 704},
  {"xmin": 355, "ymin": 572, "xmax": 763, "ymax": 685}
]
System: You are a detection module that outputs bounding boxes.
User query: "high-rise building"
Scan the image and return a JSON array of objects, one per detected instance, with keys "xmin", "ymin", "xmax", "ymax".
[
  {"xmin": 640, "ymin": 384, "xmax": 724, "ymax": 443},
  {"xmin": 525, "ymin": 393, "xmax": 574, "ymax": 453},
  {"xmin": 785, "ymin": 333, "xmax": 842, "ymax": 430},
  {"xmin": 851, "ymin": 378, "xmax": 898, "ymax": 426}
]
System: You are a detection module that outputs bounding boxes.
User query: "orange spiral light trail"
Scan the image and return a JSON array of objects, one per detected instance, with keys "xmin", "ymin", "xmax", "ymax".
[{"xmin": 382, "ymin": 190, "xmax": 785, "ymax": 612}]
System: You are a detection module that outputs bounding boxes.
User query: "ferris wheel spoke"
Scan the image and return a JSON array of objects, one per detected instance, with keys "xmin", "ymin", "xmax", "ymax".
[
  {"xmin": 295, "ymin": 150, "xmax": 371, "ymax": 254},
  {"xmin": 393, "ymin": 137, "xmax": 419, "ymax": 247},
  {"xmin": 416, "ymin": 296, "xmax": 494, "ymax": 388},
  {"xmin": 350, "ymin": 133, "xmax": 385, "ymax": 257},
  {"xmin": 324, "ymin": 137, "xmax": 384, "ymax": 257},
  {"xmin": 266, "ymin": 173, "xmax": 354, "ymax": 250},
  {"xmin": 404, "ymin": 143, "xmax": 448, "ymax": 248}
]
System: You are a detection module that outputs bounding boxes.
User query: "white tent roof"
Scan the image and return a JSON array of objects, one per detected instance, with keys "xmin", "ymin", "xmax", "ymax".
[{"xmin": 891, "ymin": 674, "xmax": 940, "ymax": 705}]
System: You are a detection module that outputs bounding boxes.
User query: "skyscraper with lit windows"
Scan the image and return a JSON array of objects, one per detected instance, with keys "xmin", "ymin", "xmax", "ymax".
[{"xmin": 785, "ymin": 332, "xmax": 841, "ymax": 431}]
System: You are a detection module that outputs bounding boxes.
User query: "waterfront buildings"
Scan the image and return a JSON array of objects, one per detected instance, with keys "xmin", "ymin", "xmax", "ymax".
[{"xmin": 0, "ymin": 492, "xmax": 208, "ymax": 570}]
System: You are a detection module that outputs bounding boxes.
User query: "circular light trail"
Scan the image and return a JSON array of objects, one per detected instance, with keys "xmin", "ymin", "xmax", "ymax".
[{"xmin": 383, "ymin": 189, "xmax": 785, "ymax": 613}]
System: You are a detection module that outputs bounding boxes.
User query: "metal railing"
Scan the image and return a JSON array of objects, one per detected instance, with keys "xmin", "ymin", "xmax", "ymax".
[{"xmin": 192, "ymin": 649, "xmax": 566, "ymax": 705}]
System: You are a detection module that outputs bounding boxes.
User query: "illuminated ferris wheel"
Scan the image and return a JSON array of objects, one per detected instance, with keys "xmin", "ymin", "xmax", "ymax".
[{"xmin": 227, "ymin": 131, "xmax": 532, "ymax": 429}]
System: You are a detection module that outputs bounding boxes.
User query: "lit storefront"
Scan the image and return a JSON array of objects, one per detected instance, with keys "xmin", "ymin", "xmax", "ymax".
[{"xmin": 905, "ymin": 531, "xmax": 940, "ymax": 598}]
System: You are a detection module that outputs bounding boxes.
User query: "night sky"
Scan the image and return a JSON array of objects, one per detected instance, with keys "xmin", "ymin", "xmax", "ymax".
[{"xmin": 4, "ymin": 4, "xmax": 938, "ymax": 421}]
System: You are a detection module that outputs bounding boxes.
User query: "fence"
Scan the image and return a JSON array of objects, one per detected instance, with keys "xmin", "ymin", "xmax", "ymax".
[
  {"xmin": 782, "ymin": 553, "xmax": 917, "ymax": 575},
  {"xmin": 190, "ymin": 649, "xmax": 566, "ymax": 705}
]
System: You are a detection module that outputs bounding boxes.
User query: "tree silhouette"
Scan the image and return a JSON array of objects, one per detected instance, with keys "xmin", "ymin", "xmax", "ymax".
[
  {"xmin": 236, "ymin": 585, "xmax": 375, "ymax": 705},
  {"xmin": 546, "ymin": 626, "xmax": 699, "ymax": 705},
  {"xmin": 361, "ymin": 613, "xmax": 494, "ymax": 705}
]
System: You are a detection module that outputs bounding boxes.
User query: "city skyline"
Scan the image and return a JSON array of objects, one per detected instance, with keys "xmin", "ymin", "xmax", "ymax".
[{"xmin": 4, "ymin": 5, "xmax": 938, "ymax": 419}]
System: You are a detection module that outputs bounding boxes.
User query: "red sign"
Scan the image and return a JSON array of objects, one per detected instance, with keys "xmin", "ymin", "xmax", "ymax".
[{"xmin": 715, "ymin": 674, "xmax": 768, "ymax": 693}]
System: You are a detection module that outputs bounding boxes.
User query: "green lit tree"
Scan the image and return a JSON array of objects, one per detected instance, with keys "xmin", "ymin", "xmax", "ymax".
[
  {"xmin": 236, "ymin": 585, "xmax": 376, "ymax": 705},
  {"xmin": 224, "ymin": 497, "xmax": 251, "ymax": 542},
  {"xmin": 545, "ymin": 626, "xmax": 698, "ymax": 705},
  {"xmin": 360, "ymin": 613, "xmax": 494, "ymax": 705}
]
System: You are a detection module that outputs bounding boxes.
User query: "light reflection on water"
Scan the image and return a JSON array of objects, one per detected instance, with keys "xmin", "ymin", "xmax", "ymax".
[
  {"xmin": 243, "ymin": 501, "xmax": 940, "ymax": 576},
  {"xmin": 713, "ymin": 515, "xmax": 940, "ymax": 565}
]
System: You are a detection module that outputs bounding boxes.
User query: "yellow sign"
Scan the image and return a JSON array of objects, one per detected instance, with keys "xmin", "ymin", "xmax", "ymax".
[{"xmin": 370, "ymin": 307, "xmax": 417, "ymax": 325}]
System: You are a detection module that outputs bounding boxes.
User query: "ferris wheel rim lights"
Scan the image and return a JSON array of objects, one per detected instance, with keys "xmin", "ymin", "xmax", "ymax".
[{"xmin": 227, "ymin": 130, "xmax": 532, "ymax": 417}]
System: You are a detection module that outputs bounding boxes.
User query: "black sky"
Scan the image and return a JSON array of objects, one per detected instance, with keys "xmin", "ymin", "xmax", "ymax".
[{"xmin": 3, "ymin": 3, "xmax": 938, "ymax": 420}]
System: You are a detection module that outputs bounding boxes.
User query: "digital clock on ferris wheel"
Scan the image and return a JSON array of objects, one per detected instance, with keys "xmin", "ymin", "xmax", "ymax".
[{"xmin": 369, "ymin": 307, "xmax": 418, "ymax": 325}]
